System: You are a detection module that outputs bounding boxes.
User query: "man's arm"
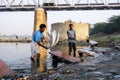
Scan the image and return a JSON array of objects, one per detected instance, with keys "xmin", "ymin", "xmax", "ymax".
[
  {"xmin": 74, "ymin": 31, "xmax": 76, "ymax": 40},
  {"xmin": 36, "ymin": 42, "xmax": 48, "ymax": 49},
  {"xmin": 67, "ymin": 30, "xmax": 69, "ymax": 37},
  {"xmin": 67, "ymin": 31, "xmax": 70, "ymax": 40}
]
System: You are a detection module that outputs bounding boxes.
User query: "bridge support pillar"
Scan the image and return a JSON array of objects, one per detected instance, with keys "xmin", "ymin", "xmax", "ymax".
[{"xmin": 31, "ymin": 7, "xmax": 48, "ymax": 74}]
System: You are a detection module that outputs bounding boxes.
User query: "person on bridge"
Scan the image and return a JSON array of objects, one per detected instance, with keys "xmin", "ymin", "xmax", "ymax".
[
  {"xmin": 67, "ymin": 24, "xmax": 76, "ymax": 57},
  {"xmin": 31, "ymin": 24, "xmax": 48, "ymax": 67}
]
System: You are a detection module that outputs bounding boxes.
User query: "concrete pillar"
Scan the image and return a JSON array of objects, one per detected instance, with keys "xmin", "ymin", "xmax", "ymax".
[
  {"xmin": 32, "ymin": 7, "xmax": 47, "ymax": 74},
  {"xmin": 33, "ymin": 8, "xmax": 47, "ymax": 32}
]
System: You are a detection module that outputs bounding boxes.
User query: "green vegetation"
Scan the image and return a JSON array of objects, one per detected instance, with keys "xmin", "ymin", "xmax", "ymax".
[
  {"xmin": 89, "ymin": 36, "xmax": 120, "ymax": 47},
  {"xmin": 90, "ymin": 37, "xmax": 107, "ymax": 42},
  {"xmin": 109, "ymin": 36, "xmax": 120, "ymax": 41},
  {"xmin": 90, "ymin": 15, "xmax": 120, "ymax": 35},
  {"xmin": 90, "ymin": 36, "xmax": 120, "ymax": 42}
]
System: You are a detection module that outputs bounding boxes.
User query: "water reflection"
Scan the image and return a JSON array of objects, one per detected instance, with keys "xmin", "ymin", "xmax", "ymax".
[
  {"xmin": 15, "ymin": 42, "xmax": 18, "ymax": 49},
  {"xmin": 31, "ymin": 51, "xmax": 63, "ymax": 74},
  {"xmin": 31, "ymin": 55, "xmax": 47, "ymax": 75}
]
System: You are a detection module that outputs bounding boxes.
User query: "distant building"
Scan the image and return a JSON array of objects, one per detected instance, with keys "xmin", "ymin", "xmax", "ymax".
[{"xmin": 51, "ymin": 20, "xmax": 90, "ymax": 41}]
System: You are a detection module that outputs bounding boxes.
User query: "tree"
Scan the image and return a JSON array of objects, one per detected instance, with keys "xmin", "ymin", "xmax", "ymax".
[
  {"xmin": 90, "ymin": 15, "xmax": 120, "ymax": 35},
  {"xmin": 108, "ymin": 15, "xmax": 120, "ymax": 33},
  {"xmin": 91, "ymin": 22, "xmax": 107, "ymax": 34}
]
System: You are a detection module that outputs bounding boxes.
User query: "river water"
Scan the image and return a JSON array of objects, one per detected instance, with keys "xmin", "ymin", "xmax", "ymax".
[
  {"xmin": 0, "ymin": 42, "xmax": 60, "ymax": 74},
  {"xmin": 0, "ymin": 42, "xmax": 31, "ymax": 69}
]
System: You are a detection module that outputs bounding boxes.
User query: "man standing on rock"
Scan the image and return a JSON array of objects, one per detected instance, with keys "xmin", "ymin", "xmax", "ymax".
[
  {"xmin": 67, "ymin": 24, "xmax": 76, "ymax": 57},
  {"xmin": 31, "ymin": 24, "xmax": 48, "ymax": 67}
]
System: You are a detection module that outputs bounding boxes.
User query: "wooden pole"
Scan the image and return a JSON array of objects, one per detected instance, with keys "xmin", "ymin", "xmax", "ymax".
[{"xmin": 32, "ymin": 7, "xmax": 47, "ymax": 74}]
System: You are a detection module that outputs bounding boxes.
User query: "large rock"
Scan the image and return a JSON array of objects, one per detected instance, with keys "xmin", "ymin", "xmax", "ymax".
[{"xmin": 0, "ymin": 59, "xmax": 14, "ymax": 76}]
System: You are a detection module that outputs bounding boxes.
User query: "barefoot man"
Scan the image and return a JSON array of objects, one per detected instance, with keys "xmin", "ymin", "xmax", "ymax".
[
  {"xmin": 31, "ymin": 24, "xmax": 48, "ymax": 66},
  {"xmin": 67, "ymin": 24, "xmax": 76, "ymax": 57}
]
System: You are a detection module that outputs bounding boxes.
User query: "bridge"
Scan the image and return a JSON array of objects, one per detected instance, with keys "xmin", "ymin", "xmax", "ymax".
[{"xmin": 0, "ymin": 0, "xmax": 120, "ymax": 11}]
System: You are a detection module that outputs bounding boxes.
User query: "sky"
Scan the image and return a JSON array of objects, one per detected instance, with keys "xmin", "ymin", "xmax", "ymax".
[{"xmin": 0, "ymin": 10, "xmax": 120, "ymax": 35}]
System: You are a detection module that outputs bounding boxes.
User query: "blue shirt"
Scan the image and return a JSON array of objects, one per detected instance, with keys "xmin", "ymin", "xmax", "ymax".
[{"xmin": 32, "ymin": 30, "xmax": 44, "ymax": 42}]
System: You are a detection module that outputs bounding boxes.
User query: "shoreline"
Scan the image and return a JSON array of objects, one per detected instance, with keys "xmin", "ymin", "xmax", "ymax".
[{"xmin": 0, "ymin": 39, "xmax": 31, "ymax": 43}]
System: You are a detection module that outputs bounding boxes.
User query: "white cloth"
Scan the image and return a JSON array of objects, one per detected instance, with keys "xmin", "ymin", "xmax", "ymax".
[
  {"xmin": 83, "ymin": 45, "xmax": 93, "ymax": 51},
  {"xmin": 31, "ymin": 41, "xmax": 39, "ymax": 57},
  {"xmin": 89, "ymin": 40, "xmax": 98, "ymax": 45}
]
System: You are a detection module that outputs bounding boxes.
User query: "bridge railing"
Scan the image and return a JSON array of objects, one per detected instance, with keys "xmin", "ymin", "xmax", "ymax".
[
  {"xmin": 0, "ymin": 0, "xmax": 120, "ymax": 7},
  {"xmin": 0, "ymin": 0, "xmax": 120, "ymax": 11}
]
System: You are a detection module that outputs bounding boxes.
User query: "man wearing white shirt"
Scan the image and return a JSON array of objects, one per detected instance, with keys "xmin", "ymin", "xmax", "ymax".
[{"xmin": 67, "ymin": 24, "xmax": 76, "ymax": 57}]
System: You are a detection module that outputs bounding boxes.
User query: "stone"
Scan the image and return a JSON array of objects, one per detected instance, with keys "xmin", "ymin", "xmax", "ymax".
[
  {"xmin": 114, "ymin": 75, "xmax": 120, "ymax": 80},
  {"xmin": 87, "ymin": 71, "xmax": 103, "ymax": 77},
  {"xmin": 87, "ymin": 67, "xmax": 96, "ymax": 71},
  {"xmin": 109, "ymin": 70, "xmax": 118, "ymax": 75}
]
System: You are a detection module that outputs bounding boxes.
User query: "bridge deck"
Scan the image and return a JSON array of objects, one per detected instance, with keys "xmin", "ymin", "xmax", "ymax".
[{"xmin": 0, "ymin": 3, "xmax": 120, "ymax": 11}]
